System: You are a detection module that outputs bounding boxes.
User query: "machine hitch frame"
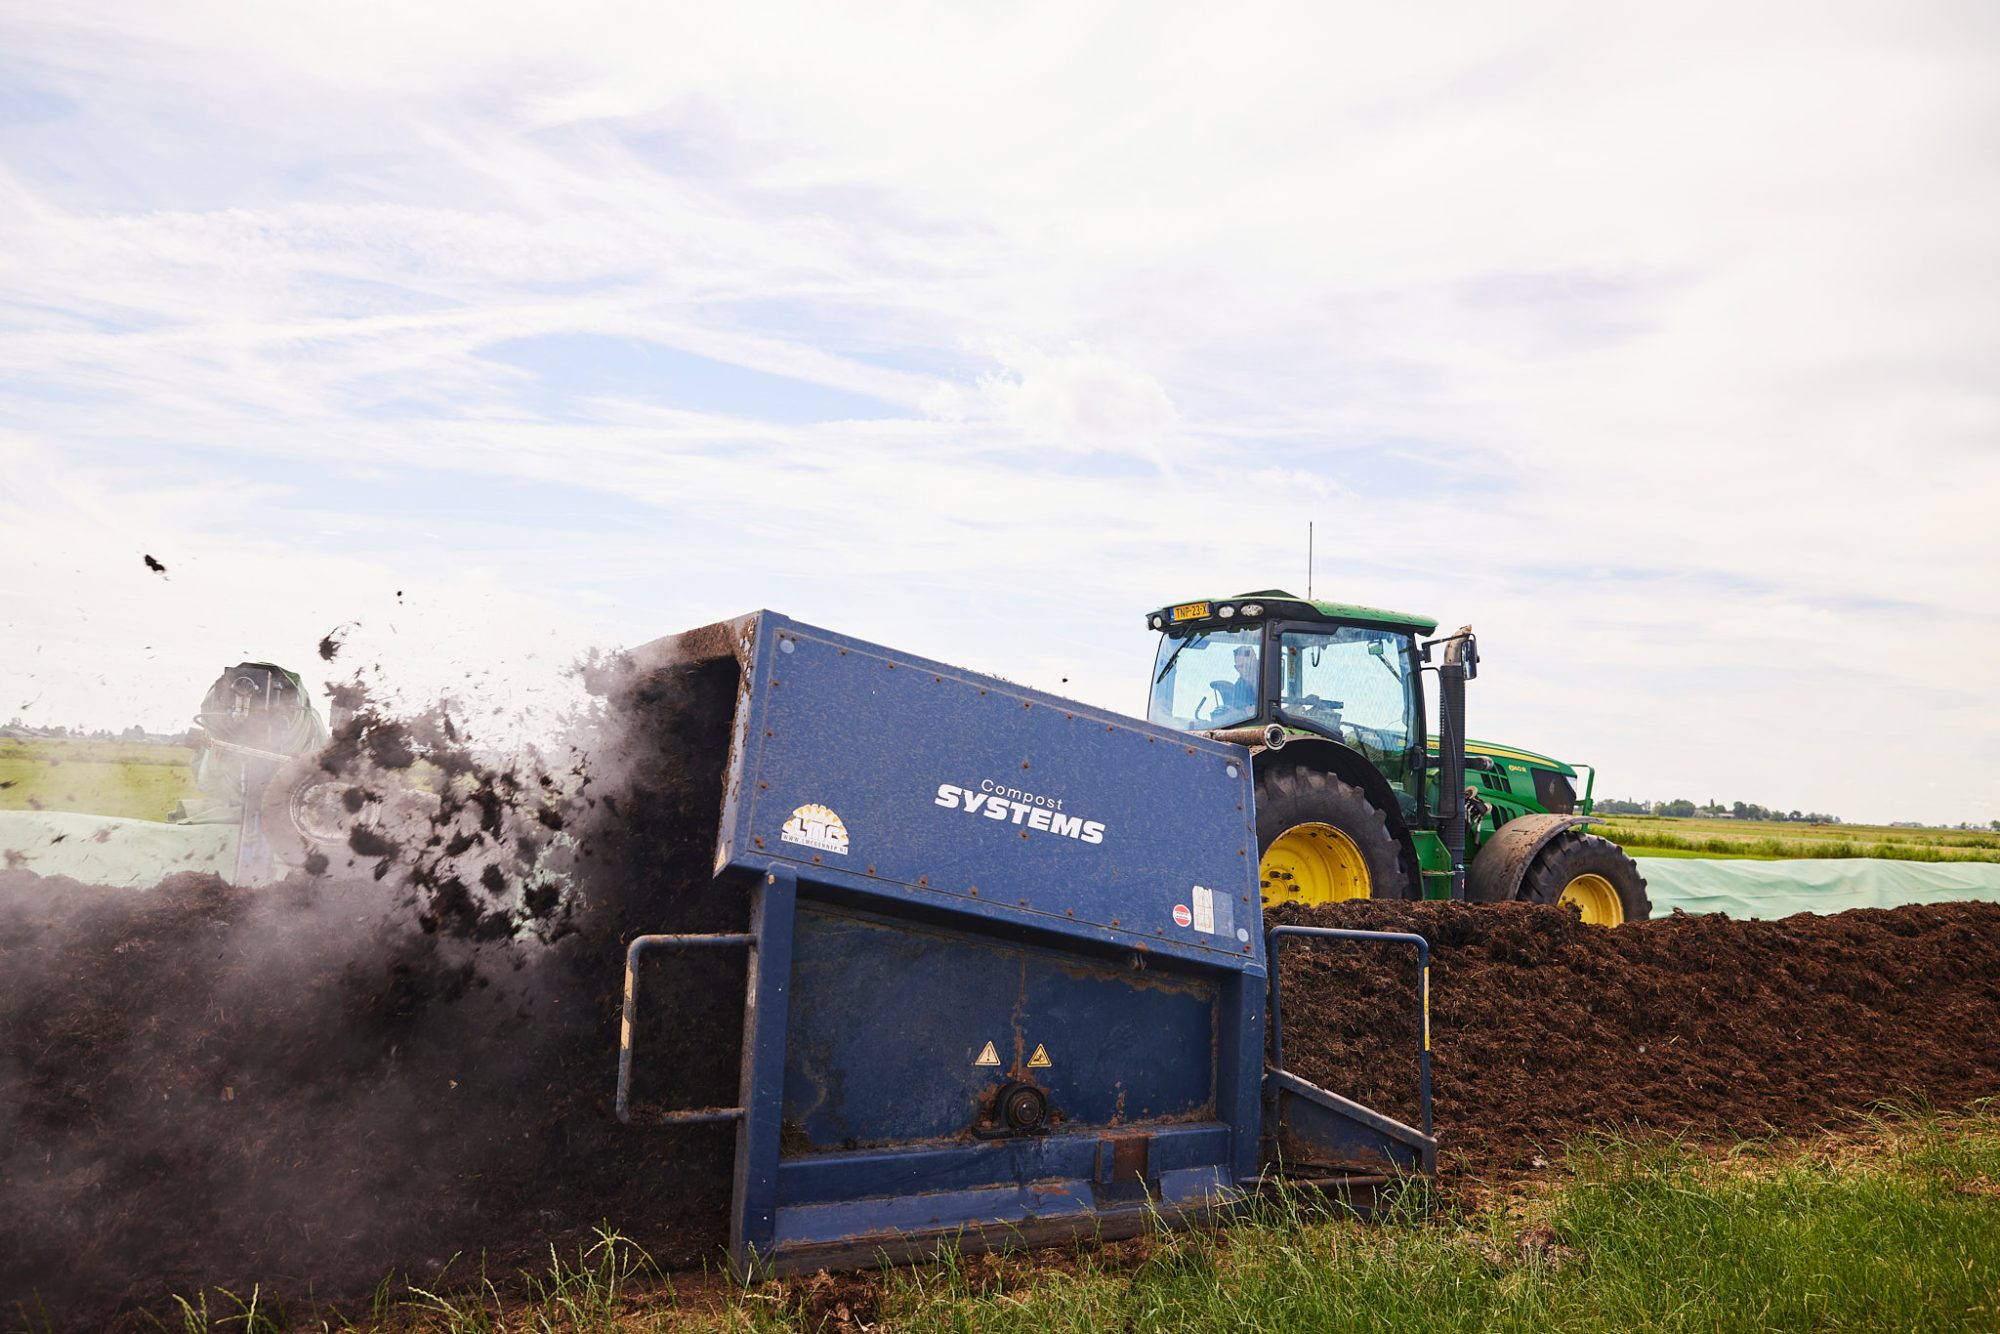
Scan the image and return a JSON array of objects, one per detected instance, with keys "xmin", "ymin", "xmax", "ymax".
[{"xmin": 1266, "ymin": 926, "xmax": 1433, "ymax": 1139}]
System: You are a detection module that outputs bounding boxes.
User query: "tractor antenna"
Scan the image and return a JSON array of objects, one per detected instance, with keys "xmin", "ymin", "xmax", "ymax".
[{"xmin": 1307, "ymin": 522, "xmax": 1313, "ymax": 601}]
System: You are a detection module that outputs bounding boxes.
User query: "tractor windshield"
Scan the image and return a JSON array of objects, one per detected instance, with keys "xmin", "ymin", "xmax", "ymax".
[
  {"xmin": 1278, "ymin": 626, "xmax": 1420, "ymax": 792},
  {"xmin": 1147, "ymin": 627, "xmax": 1261, "ymax": 730}
]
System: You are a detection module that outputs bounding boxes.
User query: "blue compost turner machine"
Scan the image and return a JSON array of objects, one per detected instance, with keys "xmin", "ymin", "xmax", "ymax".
[{"xmin": 615, "ymin": 612, "xmax": 1435, "ymax": 1274}]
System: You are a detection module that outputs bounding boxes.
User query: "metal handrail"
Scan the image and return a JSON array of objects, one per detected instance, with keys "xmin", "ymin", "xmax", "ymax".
[
  {"xmin": 615, "ymin": 932, "xmax": 757, "ymax": 1124},
  {"xmin": 1266, "ymin": 925, "xmax": 1432, "ymax": 1138}
]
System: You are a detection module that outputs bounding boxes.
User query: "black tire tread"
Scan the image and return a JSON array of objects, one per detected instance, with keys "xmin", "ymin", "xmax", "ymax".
[
  {"xmin": 1253, "ymin": 764, "xmax": 1416, "ymax": 903},
  {"xmin": 1518, "ymin": 831, "xmax": 1652, "ymax": 922}
]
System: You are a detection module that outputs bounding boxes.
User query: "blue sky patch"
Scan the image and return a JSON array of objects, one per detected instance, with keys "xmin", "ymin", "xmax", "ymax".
[{"xmin": 478, "ymin": 332, "xmax": 911, "ymax": 424}]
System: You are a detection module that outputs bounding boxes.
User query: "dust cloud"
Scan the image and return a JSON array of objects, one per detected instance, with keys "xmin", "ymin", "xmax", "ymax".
[{"xmin": 0, "ymin": 632, "xmax": 751, "ymax": 1326}]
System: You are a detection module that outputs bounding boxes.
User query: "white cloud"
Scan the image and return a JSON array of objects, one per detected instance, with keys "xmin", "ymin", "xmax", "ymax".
[{"xmin": 1, "ymin": 1, "xmax": 1995, "ymax": 822}]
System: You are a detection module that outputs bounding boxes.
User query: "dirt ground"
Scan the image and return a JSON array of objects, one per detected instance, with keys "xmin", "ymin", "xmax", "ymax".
[
  {"xmin": 4, "ymin": 640, "xmax": 1997, "ymax": 1326},
  {"xmin": 1267, "ymin": 898, "xmax": 2000, "ymax": 1179}
]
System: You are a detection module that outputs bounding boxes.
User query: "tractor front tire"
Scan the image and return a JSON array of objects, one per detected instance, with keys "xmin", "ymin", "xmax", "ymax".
[
  {"xmin": 1519, "ymin": 831, "xmax": 1651, "ymax": 925},
  {"xmin": 1254, "ymin": 765, "xmax": 1413, "ymax": 908}
]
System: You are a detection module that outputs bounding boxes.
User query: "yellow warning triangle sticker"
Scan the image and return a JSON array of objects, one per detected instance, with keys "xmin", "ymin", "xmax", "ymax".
[
  {"xmin": 974, "ymin": 1041, "xmax": 1000, "ymax": 1067},
  {"xmin": 1028, "ymin": 1044, "xmax": 1052, "ymax": 1069}
]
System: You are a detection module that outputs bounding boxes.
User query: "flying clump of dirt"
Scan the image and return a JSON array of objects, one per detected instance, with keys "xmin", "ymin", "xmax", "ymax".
[
  {"xmin": 0, "ymin": 640, "xmax": 753, "ymax": 1326},
  {"xmin": 301, "ymin": 682, "xmax": 586, "ymax": 940}
]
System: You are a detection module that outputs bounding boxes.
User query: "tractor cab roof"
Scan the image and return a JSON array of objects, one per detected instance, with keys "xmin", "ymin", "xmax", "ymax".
[{"xmin": 1145, "ymin": 589, "xmax": 1437, "ymax": 636}]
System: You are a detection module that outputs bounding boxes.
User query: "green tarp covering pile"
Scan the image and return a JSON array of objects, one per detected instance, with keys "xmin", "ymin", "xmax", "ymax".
[{"xmin": 1637, "ymin": 856, "xmax": 2000, "ymax": 918}]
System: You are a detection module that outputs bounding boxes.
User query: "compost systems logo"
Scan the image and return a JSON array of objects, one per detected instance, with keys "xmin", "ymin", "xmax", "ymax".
[
  {"xmin": 781, "ymin": 803, "xmax": 849, "ymax": 854},
  {"xmin": 933, "ymin": 781, "xmax": 1106, "ymax": 845}
]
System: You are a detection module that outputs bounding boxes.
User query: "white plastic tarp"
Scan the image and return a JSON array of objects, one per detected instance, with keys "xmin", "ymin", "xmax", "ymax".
[
  {"xmin": 0, "ymin": 810, "xmax": 237, "ymax": 888},
  {"xmin": 1636, "ymin": 855, "xmax": 2000, "ymax": 919}
]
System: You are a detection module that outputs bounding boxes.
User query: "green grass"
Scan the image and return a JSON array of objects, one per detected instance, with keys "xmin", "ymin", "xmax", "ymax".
[
  {"xmin": 1597, "ymin": 814, "xmax": 2000, "ymax": 864},
  {"xmin": 872, "ymin": 1117, "xmax": 2000, "ymax": 1333},
  {"xmin": 141, "ymin": 1229, "xmax": 677, "ymax": 1333},
  {"xmin": 128, "ymin": 1109, "xmax": 2000, "ymax": 1332},
  {"xmin": 0, "ymin": 738, "xmax": 199, "ymax": 821}
]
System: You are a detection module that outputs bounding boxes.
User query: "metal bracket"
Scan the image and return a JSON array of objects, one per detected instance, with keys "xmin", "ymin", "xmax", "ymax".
[
  {"xmin": 1266, "ymin": 925, "xmax": 1432, "ymax": 1139},
  {"xmin": 615, "ymin": 931, "xmax": 757, "ymax": 1124}
]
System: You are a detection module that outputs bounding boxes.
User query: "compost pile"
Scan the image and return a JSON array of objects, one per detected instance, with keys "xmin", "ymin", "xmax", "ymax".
[
  {"xmin": 1267, "ymin": 898, "xmax": 2000, "ymax": 1176},
  {"xmin": 0, "ymin": 637, "xmax": 752, "ymax": 1325}
]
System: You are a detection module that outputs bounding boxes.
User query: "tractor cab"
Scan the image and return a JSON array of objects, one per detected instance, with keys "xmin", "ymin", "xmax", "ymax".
[{"xmin": 1145, "ymin": 591, "xmax": 1433, "ymax": 803}]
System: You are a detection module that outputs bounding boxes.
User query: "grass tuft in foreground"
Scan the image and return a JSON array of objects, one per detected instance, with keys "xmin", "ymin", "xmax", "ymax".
[{"xmin": 867, "ymin": 1109, "xmax": 2000, "ymax": 1333}]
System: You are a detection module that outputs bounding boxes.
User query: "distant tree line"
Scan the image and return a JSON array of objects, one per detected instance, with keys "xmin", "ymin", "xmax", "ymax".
[
  {"xmin": 1, "ymin": 718, "xmax": 179, "ymax": 744},
  {"xmin": 1593, "ymin": 797, "xmax": 1842, "ymax": 823}
]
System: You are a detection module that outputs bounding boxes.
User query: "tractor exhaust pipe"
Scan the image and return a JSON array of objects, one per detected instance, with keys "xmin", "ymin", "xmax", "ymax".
[{"xmin": 1433, "ymin": 627, "xmax": 1478, "ymax": 901}]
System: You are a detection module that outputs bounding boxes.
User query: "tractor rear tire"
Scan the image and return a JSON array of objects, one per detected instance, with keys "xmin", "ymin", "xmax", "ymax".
[
  {"xmin": 1254, "ymin": 765, "xmax": 1413, "ymax": 908},
  {"xmin": 1518, "ymin": 831, "xmax": 1651, "ymax": 925},
  {"xmin": 258, "ymin": 756, "xmax": 437, "ymax": 873}
]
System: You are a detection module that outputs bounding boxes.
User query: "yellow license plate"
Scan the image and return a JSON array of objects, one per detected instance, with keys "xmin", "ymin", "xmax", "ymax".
[{"xmin": 1171, "ymin": 602, "xmax": 1210, "ymax": 622}]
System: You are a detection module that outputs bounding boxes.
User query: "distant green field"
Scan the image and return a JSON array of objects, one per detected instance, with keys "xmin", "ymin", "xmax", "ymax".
[
  {"xmin": 0, "ymin": 738, "xmax": 200, "ymax": 821},
  {"xmin": 1598, "ymin": 813, "xmax": 2000, "ymax": 864}
]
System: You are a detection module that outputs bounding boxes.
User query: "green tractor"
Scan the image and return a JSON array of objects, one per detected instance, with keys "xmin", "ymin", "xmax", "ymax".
[{"xmin": 1144, "ymin": 590, "xmax": 1650, "ymax": 925}]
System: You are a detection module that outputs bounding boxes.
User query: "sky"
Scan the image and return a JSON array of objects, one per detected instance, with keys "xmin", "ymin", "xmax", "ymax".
[{"xmin": 1, "ymin": 1, "xmax": 1996, "ymax": 824}]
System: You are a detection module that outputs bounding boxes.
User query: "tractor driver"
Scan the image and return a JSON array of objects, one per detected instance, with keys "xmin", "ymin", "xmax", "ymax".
[{"xmin": 1217, "ymin": 644, "xmax": 1260, "ymax": 718}]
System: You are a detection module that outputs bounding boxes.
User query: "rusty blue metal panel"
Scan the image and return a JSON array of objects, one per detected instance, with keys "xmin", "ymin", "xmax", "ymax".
[
  {"xmin": 729, "ymin": 867, "xmax": 797, "ymax": 1265},
  {"xmin": 1266, "ymin": 1068, "xmax": 1436, "ymax": 1177},
  {"xmin": 773, "ymin": 1124, "xmax": 1236, "ymax": 1205},
  {"xmin": 783, "ymin": 905, "xmax": 1218, "ymax": 1147},
  {"xmin": 769, "ymin": 1160, "xmax": 1236, "ymax": 1266},
  {"xmin": 698, "ymin": 614, "xmax": 1276, "ymax": 1273},
  {"xmin": 718, "ymin": 615, "xmax": 1264, "ymax": 971}
]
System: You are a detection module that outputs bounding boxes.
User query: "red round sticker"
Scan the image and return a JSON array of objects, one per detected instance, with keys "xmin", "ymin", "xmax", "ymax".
[{"xmin": 1172, "ymin": 904, "xmax": 1192, "ymax": 928}]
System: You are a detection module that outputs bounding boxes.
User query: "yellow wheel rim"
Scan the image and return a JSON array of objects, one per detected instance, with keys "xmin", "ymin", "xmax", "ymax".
[
  {"xmin": 1559, "ymin": 873, "xmax": 1625, "ymax": 926},
  {"xmin": 1260, "ymin": 822, "xmax": 1371, "ymax": 907}
]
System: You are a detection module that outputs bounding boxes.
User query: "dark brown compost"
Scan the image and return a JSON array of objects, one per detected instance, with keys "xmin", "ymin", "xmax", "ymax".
[{"xmin": 1266, "ymin": 898, "xmax": 2000, "ymax": 1177}]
